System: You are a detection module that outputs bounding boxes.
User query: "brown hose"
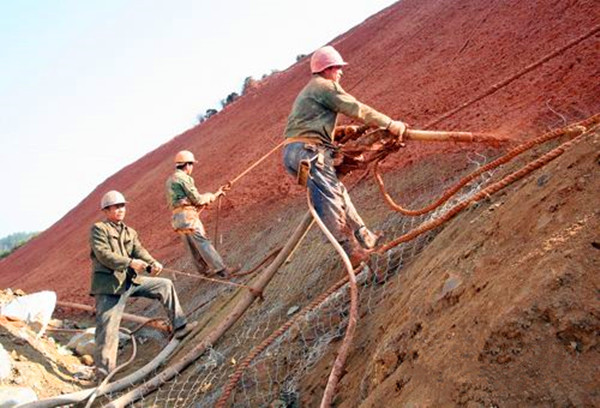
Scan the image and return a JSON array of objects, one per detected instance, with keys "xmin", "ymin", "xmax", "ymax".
[
  {"xmin": 377, "ymin": 123, "xmax": 595, "ymax": 253},
  {"xmin": 373, "ymin": 121, "xmax": 592, "ymax": 216}
]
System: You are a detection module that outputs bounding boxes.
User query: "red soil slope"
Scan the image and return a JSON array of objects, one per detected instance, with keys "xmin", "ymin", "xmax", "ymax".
[{"xmin": 1, "ymin": 0, "xmax": 599, "ymax": 307}]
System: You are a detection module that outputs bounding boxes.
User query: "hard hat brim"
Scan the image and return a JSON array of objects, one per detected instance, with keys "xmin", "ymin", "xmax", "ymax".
[{"xmin": 101, "ymin": 200, "xmax": 127, "ymax": 210}]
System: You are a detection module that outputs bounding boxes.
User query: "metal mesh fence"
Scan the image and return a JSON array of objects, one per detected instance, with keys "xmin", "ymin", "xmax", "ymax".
[{"xmin": 102, "ymin": 146, "xmax": 496, "ymax": 407}]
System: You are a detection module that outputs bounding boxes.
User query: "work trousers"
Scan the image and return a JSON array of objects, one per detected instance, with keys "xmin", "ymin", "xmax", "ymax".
[
  {"xmin": 94, "ymin": 276, "xmax": 187, "ymax": 374},
  {"xmin": 283, "ymin": 142, "xmax": 366, "ymax": 253},
  {"xmin": 171, "ymin": 207, "xmax": 227, "ymax": 274},
  {"xmin": 182, "ymin": 228, "xmax": 226, "ymax": 273}
]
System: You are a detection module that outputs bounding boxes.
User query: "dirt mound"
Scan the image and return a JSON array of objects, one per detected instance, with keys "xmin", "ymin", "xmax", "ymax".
[{"xmin": 0, "ymin": 289, "xmax": 93, "ymax": 400}]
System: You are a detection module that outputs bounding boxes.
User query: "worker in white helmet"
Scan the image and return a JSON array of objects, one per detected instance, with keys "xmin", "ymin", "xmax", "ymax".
[
  {"xmin": 165, "ymin": 150, "xmax": 237, "ymax": 277},
  {"xmin": 283, "ymin": 45, "xmax": 407, "ymax": 267},
  {"xmin": 90, "ymin": 190, "xmax": 195, "ymax": 381}
]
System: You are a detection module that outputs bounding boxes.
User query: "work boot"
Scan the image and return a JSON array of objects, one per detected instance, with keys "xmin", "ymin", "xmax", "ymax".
[
  {"xmin": 172, "ymin": 321, "xmax": 198, "ymax": 340},
  {"xmin": 346, "ymin": 245, "xmax": 371, "ymax": 269},
  {"xmin": 341, "ymin": 238, "xmax": 371, "ymax": 268},
  {"xmin": 214, "ymin": 264, "xmax": 241, "ymax": 279},
  {"xmin": 348, "ymin": 247, "xmax": 371, "ymax": 269},
  {"xmin": 94, "ymin": 367, "xmax": 109, "ymax": 385},
  {"xmin": 355, "ymin": 226, "xmax": 383, "ymax": 250}
]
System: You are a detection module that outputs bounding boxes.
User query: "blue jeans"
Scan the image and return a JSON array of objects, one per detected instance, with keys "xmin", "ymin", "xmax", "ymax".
[{"xmin": 283, "ymin": 142, "xmax": 366, "ymax": 252}]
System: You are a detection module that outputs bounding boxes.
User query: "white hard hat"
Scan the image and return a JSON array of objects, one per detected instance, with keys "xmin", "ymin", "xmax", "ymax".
[
  {"xmin": 310, "ymin": 46, "xmax": 348, "ymax": 74},
  {"xmin": 101, "ymin": 190, "xmax": 127, "ymax": 209},
  {"xmin": 174, "ymin": 150, "xmax": 197, "ymax": 165}
]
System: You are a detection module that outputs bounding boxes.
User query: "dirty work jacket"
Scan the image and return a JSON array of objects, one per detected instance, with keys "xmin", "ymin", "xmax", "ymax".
[
  {"xmin": 165, "ymin": 169, "xmax": 217, "ymax": 233},
  {"xmin": 284, "ymin": 75, "xmax": 393, "ymax": 146},
  {"xmin": 165, "ymin": 169, "xmax": 216, "ymax": 209},
  {"xmin": 89, "ymin": 221, "xmax": 157, "ymax": 295}
]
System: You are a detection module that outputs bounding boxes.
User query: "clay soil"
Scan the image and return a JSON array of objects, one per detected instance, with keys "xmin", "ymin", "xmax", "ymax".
[
  {"xmin": 332, "ymin": 129, "xmax": 600, "ymax": 407},
  {"xmin": 0, "ymin": 0, "xmax": 598, "ymax": 406}
]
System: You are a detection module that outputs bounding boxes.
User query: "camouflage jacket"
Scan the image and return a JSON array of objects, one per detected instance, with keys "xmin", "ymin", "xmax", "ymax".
[
  {"xmin": 165, "ymin": 169, "xmax": 216, "ymax": 209},
  {"xmin": 284, "ymin": 75, "xmax": 393, "ymax": 146},
  {"xmin": 89, "ymin": 220, "xmax": 156, "ymax": 295}
]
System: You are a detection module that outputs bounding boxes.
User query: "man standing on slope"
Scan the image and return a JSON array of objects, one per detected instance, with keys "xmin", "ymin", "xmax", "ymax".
[
  {"xmin": 90, "ymin": 190, "xmax": 194, "ymax": 380},
  {"xmin": 283, "ymin": 45, "xmax": 407, "ymax": 267},
  {"xmin": 166, "ymin": 150, "xmax": 236, "ymax": 277}
]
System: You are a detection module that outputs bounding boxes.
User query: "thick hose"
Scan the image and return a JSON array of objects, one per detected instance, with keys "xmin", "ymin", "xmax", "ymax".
[{"xmin": 303, "ymin": 191, "xmax": 360, "ymax": 408}]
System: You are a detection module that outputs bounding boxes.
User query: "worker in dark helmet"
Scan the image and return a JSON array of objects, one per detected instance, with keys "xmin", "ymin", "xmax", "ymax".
[
  {"xmin": 90, "ymin": 190, "xmax": 195, "ymax": 381},
  {"xmin": 282, "ymin": 45, "xmax": 407, "ymax": 267},
  {"xmin": 165, "ymin": 150, "xmax": 237, "ymax": 277}
]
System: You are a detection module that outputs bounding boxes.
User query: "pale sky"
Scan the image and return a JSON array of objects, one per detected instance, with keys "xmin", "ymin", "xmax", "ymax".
[{"xmin": 0, "ymin": 0, "xmax": 397, "ymax": 238}]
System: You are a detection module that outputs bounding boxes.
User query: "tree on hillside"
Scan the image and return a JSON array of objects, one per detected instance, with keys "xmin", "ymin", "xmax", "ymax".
[
  {"xmin": 242, "ymin": 76, "xmax": 258, "ymax": 94},
  {"xmin": 221, "ymin": 92, "xmax": 239, "ymax": 108},
  {"xmin": 0, "ymin": 231, "xmax": 39, "ymax": 259},
  {"xmin": 197, "ymin": 108, "xmax": 219, "ymax": 124}
]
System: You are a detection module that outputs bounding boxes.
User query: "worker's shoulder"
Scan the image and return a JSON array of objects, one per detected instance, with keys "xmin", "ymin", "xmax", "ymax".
[
  {"xmin": 90, "ymin": 221, "xmax": 136, "ymax": 235},
  {"xmin": 90, "ymin": 220, "xmax": 109, "ymax": 234},
  {"xmin": 170, "ymin": 170, "xmax": 194, "ymax": 183},
  {"xmin": 307, "ymin": 76, "xmax": 346, "ymax": 95},
  {"xmin": 310, "ymin": 75, "xmax": 334, "ymax": 90}
]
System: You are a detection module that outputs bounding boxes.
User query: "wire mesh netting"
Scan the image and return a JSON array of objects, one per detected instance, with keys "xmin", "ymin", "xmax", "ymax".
[{"xmin": 102, "ymin": 146, "xmax": 498, "ymax": 407}]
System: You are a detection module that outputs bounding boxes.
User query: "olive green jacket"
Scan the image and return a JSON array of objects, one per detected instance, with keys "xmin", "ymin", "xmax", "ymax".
[
  {"xmin": 284, "ymin": 75, "xmax": 393, "ymax": 146},
  {"xmin": 165, "ymin": 169, "xmax": 216, "ymax": 209},
  {"xmin": 89, "ymin": 220, "xmax": 156, "ymax": 295}
]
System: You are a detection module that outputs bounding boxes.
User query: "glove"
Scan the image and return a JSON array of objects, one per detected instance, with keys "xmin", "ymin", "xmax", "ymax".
[
  {"xmin": 150, "ymin": 261, "xmax": 163, "ymax": 275},
  {"xmin": 205, "ymin": 192, "xmax": 218, "ymax": 203},
  {"xmin": 387, "ymin": 120, "xmax": 407, "ymax": 141},
  {"xmin": 130, "ymin": 259, "xmax": 148, "ymax": 274},
  {"xmin": 343, "ymin": 125, "xmax": 360, "ymax": 137}
]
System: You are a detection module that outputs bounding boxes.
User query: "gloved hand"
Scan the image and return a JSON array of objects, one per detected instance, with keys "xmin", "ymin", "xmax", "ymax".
[
  {"xmin": 150, "ymin": 261, "xmax": 163, "ymax": 275},
  {"xmin": 387, "ymin": 120, "xmax": 408, "ymax": 142},
  {"xmin": 344, "ymin": 125, "xmax": 361, "ymax": 137},
  {"xmin": 204, "ymin": 192, "xmax": 218, "ymax": 203},
  {"xmin": 216, "ymin": 183, "xmax": 231, "ymax": 198},
  {"xmin": 130, "ymin": 259, "xmax": 148, "ymax": 274}
]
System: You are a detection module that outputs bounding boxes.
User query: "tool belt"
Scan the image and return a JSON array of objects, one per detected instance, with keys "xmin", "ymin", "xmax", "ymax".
[
  {"xmin": 294, "ymin": 143, "xmax": 327, "ymax": 187},
  {"xmin": 172, "ymin": 205, "xmax": 197, "ymax": 214},
  {"xmin": 172, "ymin": 198, "xmax": 194, "ymax": 208},
  {"xmin": 283, "ymin": 136, "xmax": 323, "ymax": 146}
]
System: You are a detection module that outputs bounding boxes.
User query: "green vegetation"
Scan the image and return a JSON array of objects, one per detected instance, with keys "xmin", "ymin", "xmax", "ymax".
[
  {"xmin": 0, "ymin": 231, "xmax": 39, "ymax": 259},
  {"xmin": 196, "ymin": 70, "xmax": 272, "ymax": 124}
]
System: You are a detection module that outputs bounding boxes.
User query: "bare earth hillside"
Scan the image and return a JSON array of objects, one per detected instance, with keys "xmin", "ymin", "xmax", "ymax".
[{"xmin": 0, "ymin": 0, "xmax": 598, "ymax": 406}]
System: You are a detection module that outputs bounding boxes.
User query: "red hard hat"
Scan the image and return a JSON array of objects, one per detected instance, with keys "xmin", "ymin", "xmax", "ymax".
[{"xmin": 310, "ymin": 46, "xmax": 348, "ymax": 74}]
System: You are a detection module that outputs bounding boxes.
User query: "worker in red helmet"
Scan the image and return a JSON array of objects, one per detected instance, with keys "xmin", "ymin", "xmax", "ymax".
[{"xmin": 283, "ymin": 45, "xmax": 407, "ymax": 267}]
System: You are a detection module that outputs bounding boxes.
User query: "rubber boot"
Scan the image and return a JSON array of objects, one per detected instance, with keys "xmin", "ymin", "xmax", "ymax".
[
  {"xmin": 172, "ymin": 321, "xmax": 199, "ymax": 340},
  {"xmin": 214, "ymin": 264, "xmax": 241, "ymax": 279},
  {"xmin": 341, "ymin": 239, "xmax": 371, "ymax": 269}
]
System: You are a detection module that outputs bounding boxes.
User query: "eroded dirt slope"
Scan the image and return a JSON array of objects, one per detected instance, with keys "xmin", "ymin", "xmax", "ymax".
[
  {"xmin": 0, "ymin": 0, "xmax": 598, "ymax": 304},
  {"xmin": 0, "ymin": 0, "xmax": 598, "ymax": 406},
  {"xmin": 331, "ymin": 128, "xmax": 600, "ymax": 407}
]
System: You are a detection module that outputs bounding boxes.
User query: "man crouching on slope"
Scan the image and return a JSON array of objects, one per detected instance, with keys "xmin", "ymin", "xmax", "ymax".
[
  {"xmin": 90, "ymin": 190, "xmax": 195, "ymax": 380},
  {"xmin": 283, "ymin": 45, "xmax": 407, "ymax": 267},
  {"xmin": 165, "ymin": 150, "xmax": 237, "ymax": 278}
]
